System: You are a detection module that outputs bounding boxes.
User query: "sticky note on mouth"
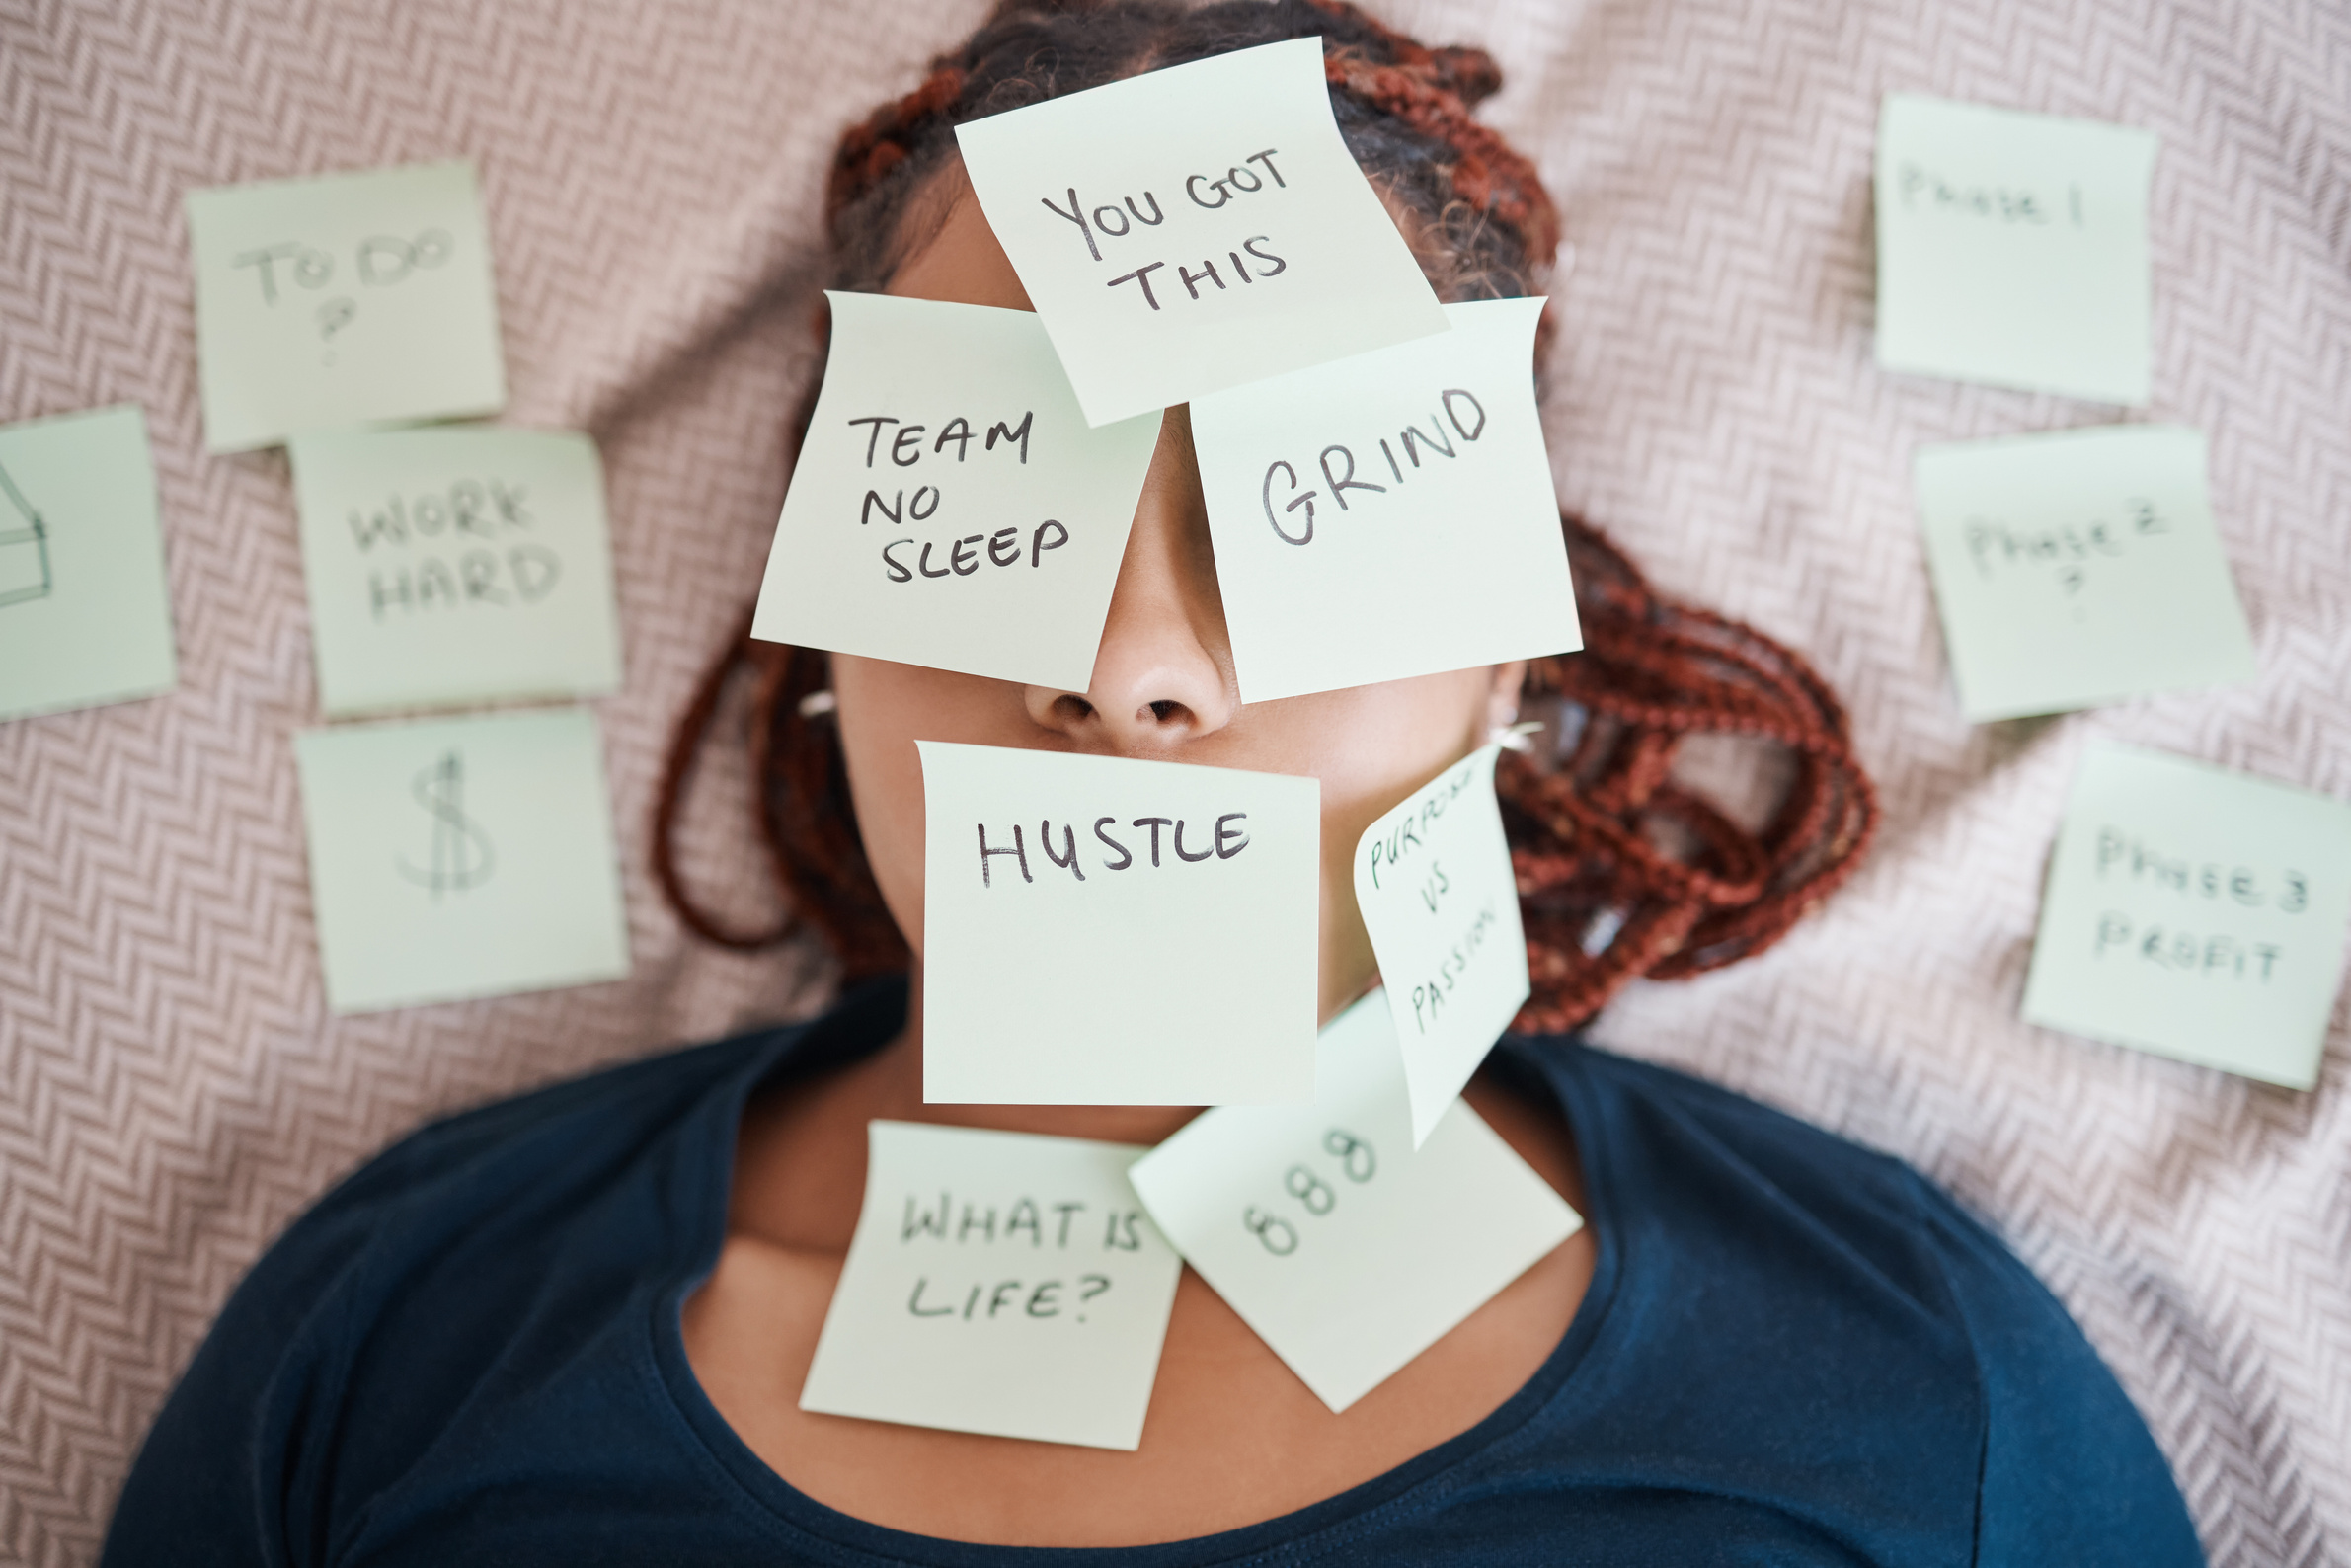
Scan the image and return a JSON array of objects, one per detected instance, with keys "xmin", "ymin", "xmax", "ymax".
[
  {"xmin": 955, "ymin": 37, "xmax": 1450, "ymax": 426},
  {"xmin": 2021, "ymin": 740, "xmax": 2351, "ymax": 1090},
  {"xmin": 917, "ymin": 740, "xmax": 1320, "ymax": 1105},
  {"xmin": 799, "ymin": 1121, "xmax": 1184, "ymax": 1450},
  {"xmin": 751, "ymin": 293, "xmax": 1161, "ymax": 690}
]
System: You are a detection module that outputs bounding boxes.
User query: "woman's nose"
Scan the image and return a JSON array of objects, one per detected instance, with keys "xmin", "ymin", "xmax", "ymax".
[{"xmin": 1023, "ymin": 407, "xmax": 1239, "ymax": 750}]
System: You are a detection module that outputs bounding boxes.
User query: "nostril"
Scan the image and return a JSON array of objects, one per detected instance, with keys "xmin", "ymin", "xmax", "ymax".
[
  {"xmin": 1148, "ymin": 700, "xmax": 1185, "ymax": 724},
  {"xmin": 1054, "ymin": 693, "xmax": 1096, "ymax": 724}
]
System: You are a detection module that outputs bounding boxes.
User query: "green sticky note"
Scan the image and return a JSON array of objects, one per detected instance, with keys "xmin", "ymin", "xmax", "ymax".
[
  {"xmin": 1917, "ymin": 426, "xmax": 2254, "ymax": 721},
  {"xmin": 289, "ymin": 428, "xmax": 622, "ymax": 716},
  {"xmin": 187, "ymin": 159, "xmax": 506, "ymax": 452},
  {"xmin": 1875, "ymin": 94, "xmax": 2157, "ymax": 405},
  {"xmin": 2022, "ymin": 741, "xmax": 2351, "ymax": 1089},
  {"xmin": 0, "ymin": 406, "xmax": 178, "ymax": 722},
  {"xmin": 293, "ymin": 707, "xmax": 630, "ymax": 1013}
]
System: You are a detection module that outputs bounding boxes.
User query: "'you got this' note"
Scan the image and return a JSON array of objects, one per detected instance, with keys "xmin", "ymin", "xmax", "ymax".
[
  {"xmin": 955, "ymin": 38, "xmax": 1450, "ymax": 425},
  {"xmin": 294, "ymin": 707, "xmax": 630, "ymax": 1013},
  {"xmin": 291, "ymin": 428, "xmax": 622, "ymax": 716},
  {"xmin": 1916, "ymin": 426, "xmax": 2254, "ymax": 721},
  {"xmin": 2022, "ymin": 741, "xmax": 2351, "ymax": 1090},
  {"xmin": 1875, "ymin": 95, "xmax": 2157, "ymax": 405},
  {"xmin": 187, "ymin": 159, "xmax": 505, "ymax": 451},
  {"xmin": 751, "ymin": 293, "xmax": 1161, "ymax": 689},
  {"xmin": 799, "ymin": 1121, "xmax": 1184, "ymax": 1450},
  {"xmin": 918, "ymin": 741, "xmax": 1320, "ymax": 1105},
  {"xmin": 1190, "ymin": 297, "xmax": 1580, "ymax": 702}
]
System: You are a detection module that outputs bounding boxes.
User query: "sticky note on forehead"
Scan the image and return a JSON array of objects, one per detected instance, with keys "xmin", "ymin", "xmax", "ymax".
[
  {"xmin": 2021, "ymin": 741, "xmax": 2351, "ymax": 1090},
  {"xmin": 955, "ymin": 37, "xmax": 1450, "ymax": 426},
  {"xmin": 1874, "ymin": 95, "xmax": 2156, "ymax": 405},
  {"xmin": 1191, "ymin": 297, "xmax": 1580, "ymax": 702},
  {"xmin": 918, "ymin": 741, "xmax": 1319, "ymax": 1105},
  {"xmin": 187, "ymin": 159, "xmax": 506, "ymax": 451},
  {"xmin": 1916, "ymin": 426, "xmax": 2253, "ymax": 721},
  {"xmin": 799, "ymin": 1121, "xmax": 1183, "ymax": 1450},
  {"xmin": 751, "ymin": 293, "xmax": 1160, "ymax": 689}
]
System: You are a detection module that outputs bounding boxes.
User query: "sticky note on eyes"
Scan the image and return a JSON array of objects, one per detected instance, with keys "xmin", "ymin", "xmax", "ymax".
[
  {"xmin": 750, "ymin": 293, "xmax": 1161, "ymax": 689},
  {"xmin": 1875, "ymin": 94, "xmax": 2157, "ymax": 405},
  {"xmin": 800, "ymin": 1121, "xmax": 1184, "ymax": 1450},
  {"xmin": 1128, "ymin": 991, "xmax": 1578, "ymax": 1413},
  {"xmin": 0, "ymin": 406, "xmax": 177, "ymax": 723},
  {"xmin": 290, "ymin": 428, "xmax": 622, "ymax": 716},
  {"xmin": 1353, "ymin": 744, "xmax": 1531, "ymax": 1146},
  {"xmin": 1916, "ymin": 426, "xmax": 2253, "ymax": 721},
  {"xmin": 2021, "ymin": 741, "xmax": 2351, "ymax": 1089},
  {"xmin": 955, "ymin": 38, "xmax": 1450, "ymax": 426},
  {"xmin": 293, "ymin": 707, "xmax": 630, "ymax": 1012},
  {"xmin": 1190, "ymin": 297, "xmax": 1579, "ymax": 702},
  {"xmin": 918, "ymin": 741, "xmax": 1319, "ymax": 1105},
  {"xmin": 187, "ymin": 159, "xmax": 505, "ymax": 451}
]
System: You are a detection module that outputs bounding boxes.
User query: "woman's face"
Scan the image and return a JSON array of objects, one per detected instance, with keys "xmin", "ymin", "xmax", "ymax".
[{"xmin": 831, "ymin": 179, "xmax": 1524, "ymax": 1025}]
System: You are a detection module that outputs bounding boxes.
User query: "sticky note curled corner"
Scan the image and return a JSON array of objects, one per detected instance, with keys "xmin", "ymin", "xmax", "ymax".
[
  {"xmin": 1128, "ymin": 990, "xmax": 1579, "ymax": 1413},
  {"xmin": 800, "ymin": 1120, "xmax": 1184, "ymax": 1450},
  {"xmin": 955, "ymin": 37, "xmax": 1450, "ymax": 426},
  {"xmin": 918, "ymin": 740, "xmax": 1320, "ymax": 1106},
  {"xmin": 2021, "ymin": 740, "xmax": 2351, "ymax": 1090},
  {"xmin": 1916, "ymin": 425, "xmax": 2254, "ymax": 722},
  {"xmin": 1190, "ymin": 297, "xmax": 1581, "ymax": 704},
  {"xmin": 1875, "ymin": 94, "xmax": 2156, "ymax": 405}
]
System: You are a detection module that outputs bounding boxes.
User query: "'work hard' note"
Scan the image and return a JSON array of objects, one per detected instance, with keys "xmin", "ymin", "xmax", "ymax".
[
  {"xmin": 1916, "ymin": 426, "xmax": 2254, "ymax": 721},
  {"xmin": 291, "ymin": 428, "xmax": 623, "ymax": 716},
  {"xmin": 751, "ymin": 293, "xmax": 1161, "ymax": 690},
  {"xmin": 800, "ymin": 1121, "xmax": 1184, "ymax": 1450},
  {"xmin": 188, "ymin": 159, "xmax": 506, "ymax": 451},
  {"xmin": 2022, "ymin": 741, "xmax": 2351, "ymax": 1090},
  {"xmin": 956, "ymin": 38, "xmax": 1450, "ymax": 426},
  {"xmin": 1190, "ymin": 297, "xmax": 1580, "ymax": 703},
  {"xmin": 918, "ymin": 741, "xmax": 1320, "ymax": 1105},
  {"xmin": 1875, "ymin": 95, "xmax": 2157, "ymax": 405}
]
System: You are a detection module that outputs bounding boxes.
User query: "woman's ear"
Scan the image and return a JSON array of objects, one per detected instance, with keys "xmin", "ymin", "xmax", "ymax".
[{"xmin": 1486, "ymin": 660, "xmax": 1528, "ymax": 737}]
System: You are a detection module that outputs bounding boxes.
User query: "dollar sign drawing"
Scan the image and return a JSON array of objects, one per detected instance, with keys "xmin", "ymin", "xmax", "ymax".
[{"xmin": 396, "ymin": 749, "xmax": 495, "ymax": 898}]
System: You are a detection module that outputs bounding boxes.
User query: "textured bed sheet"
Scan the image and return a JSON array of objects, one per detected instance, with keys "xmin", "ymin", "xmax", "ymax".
[{"xmin": 4, "ymin": 1, "xmax": 2346, "ymax": 1562}]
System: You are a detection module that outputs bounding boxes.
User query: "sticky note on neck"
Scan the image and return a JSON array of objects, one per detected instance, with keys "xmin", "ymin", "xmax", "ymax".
[
  {"xmin": 1190, "ymin": 297, "xmax": 1581, "ymax": 702},
  {"xmin": 955, "ymin": 38, "xmax": 1450, "ymax": 426},
  {"xmin": 751, "ymin": 293, "xmax": 1160, "ymax": 689},
  {"xmin": 1916, "ymin": 426, "xmax": 2253, "ymax": 720},
  {"xmin": 799, "ymin": 1121, "xmax": 1184, "ymax": 1450},
  {"xmin": 290, "ymin": 428, "xmax": 622, "ymax": 716},
  {"xmin": 1875, "ymin": 95, "xmax": 2156, "ymax": 405},
  {"xmin": 919, "ymin": 741, "xmax": 1318, "ymax": 1104},
  {"xmin": 1354, "ymin": 745, "xmax": 1530, "ymax": 1145},
  {"xmin": 0, "ymin": 406, "xmax": 177, "ymax": 723},
  {"xmin": 187, "ymin": 159, "xmax": 505, "ymax": 451},
  {"xmin": 1128, "ymin": 991, "xmax": 1579, "ymax": 1412},
  {"xmin": 2021, "ymin": 741, "xmax": 2351, "ymax": 1089}
]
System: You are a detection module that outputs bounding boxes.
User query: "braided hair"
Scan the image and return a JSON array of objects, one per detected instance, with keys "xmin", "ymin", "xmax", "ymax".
[{"xmin": 655, "ymin": 0, "xmax": 1878, "ymax": 1029}]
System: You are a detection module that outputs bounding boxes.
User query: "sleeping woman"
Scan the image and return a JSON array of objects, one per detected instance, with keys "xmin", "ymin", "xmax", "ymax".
[{"xmin": 105, "ymin": 2, "xmax": 2204, "ymax": 1562}]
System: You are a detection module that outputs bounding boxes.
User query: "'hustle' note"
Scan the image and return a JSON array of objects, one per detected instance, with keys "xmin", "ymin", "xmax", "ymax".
[
  {"xmin": 293, "ymin": 707, "xmax": 630, "ymax": 1013},
  {"xmin": 919, "ymin": 741, "xmax": 1320, "ymax": 1105},
  {"xmin": 800, "ymin": 1121, "xmax": 1184, "ymax": 1450},
  {"xmin": 1916, "ymin": 426, "xmax": 2253, "ymax": 721},
  {"xmin": 956, "ymin": 38, "xmax": 1449, "ymax": 426},
  {"xmin": 2021, "ymin": 741, "xmax": 2351, "ymax": 1090},
  {"xmin": 1875, "ymin": 95, "xmax": 2157, "ymax": 405},
  {"xmin": 751, "ymin": 293, "xmax": 1161, "ymax": 689},
  {"xmin": 0, "ymin": 406, "xmax": 178, "ymax": 723},
  {"xmin": 291, "ymin": 428, "xmax": 623, "ymax": 716},
  {"xmin": 1190, "ymin": 298, "xmax": 1581, "ymax": 702},
  {"xmin": 188, "ymin": 159, "xmax": 506, "ymax": 451},
  {"xmin": 1128, "ymin": 992, "xmax": 1580, "ymax": 1413}
]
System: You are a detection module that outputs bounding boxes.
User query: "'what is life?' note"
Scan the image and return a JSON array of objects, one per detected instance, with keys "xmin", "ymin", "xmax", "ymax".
[
  {"xmin": 956, "ymin": 38, "xmax": 1450, "ymax": 426},
  {"xmin": 800, "ymin": 1121, "xmax": 1184, "ymax": 1450}
]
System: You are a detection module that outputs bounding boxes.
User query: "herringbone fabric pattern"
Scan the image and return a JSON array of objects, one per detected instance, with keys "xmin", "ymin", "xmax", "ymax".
[{"xmin": 1, "ymin": 0, "xmax": 2343, "ymax": 1563}]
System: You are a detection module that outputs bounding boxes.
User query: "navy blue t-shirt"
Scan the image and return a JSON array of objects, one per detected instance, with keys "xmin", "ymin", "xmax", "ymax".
[{"xmin": 104, "ymin": 977, "xmax": 2201, "ymax": 1565}]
